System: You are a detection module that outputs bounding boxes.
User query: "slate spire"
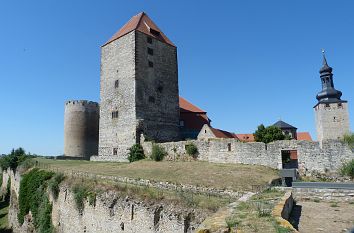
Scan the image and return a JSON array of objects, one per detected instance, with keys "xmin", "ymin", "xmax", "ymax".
[{"xmin": 316, "ymin": 50, "xmax": 344, "ymax": 104}]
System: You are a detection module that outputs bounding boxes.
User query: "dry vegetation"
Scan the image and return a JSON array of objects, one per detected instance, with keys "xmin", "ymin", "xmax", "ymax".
[{"xmin": 34, "ymin": 158, "xmax": 279, "ymax": 191}]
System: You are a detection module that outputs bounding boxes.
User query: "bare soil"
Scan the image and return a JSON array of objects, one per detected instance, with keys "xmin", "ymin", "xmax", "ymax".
[{"xmin": 297, "ymin": 201, "xmax": 354, "ymax": 233}]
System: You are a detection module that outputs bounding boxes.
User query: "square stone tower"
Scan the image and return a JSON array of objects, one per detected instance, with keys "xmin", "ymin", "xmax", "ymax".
[
  {"xmin": 314, "ymin": 52, "xmax": 350, "ymax": 142},
  {"xmin": 98, "ymin": 12, "xmax": 180, "ymax": 160}
]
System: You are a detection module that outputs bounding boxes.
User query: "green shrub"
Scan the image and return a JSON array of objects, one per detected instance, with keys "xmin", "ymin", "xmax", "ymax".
[
  {"xmin": 339, "ymin": 159, "xmax": 354, "ymax": 179},
  {"xmin": 150, "ymin": 144, "xmax": 167, "ymax": 161},
  {"xmin": 72, "ymin": 184, "xmax": 88, "ymax": 213},
  {"xmin": 185, "ymin": 143, "xmax": 198, "ymax": 158},
  {"xmin": 0, "ymin": 147, "xmax": 34, "ymax": 171},
  {"xmin": 18, "ymin": 168, "xmax": 54, "ymax": 232},
  {"xmin": 343, "ymin": 133, "xmax": 354, "ymax": 151},
  {"xmin": 48, "ymin": 173, "xmax": 65, "ymax": 200},
  {"xmin": 127, "ymin": 144, "xmax": 145, "ymax": 162}
]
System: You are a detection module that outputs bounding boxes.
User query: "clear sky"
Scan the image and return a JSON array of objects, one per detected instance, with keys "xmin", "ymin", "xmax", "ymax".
[{"xmin": 1, "ymin": 1, "xmax": 354, "ymax": 155}]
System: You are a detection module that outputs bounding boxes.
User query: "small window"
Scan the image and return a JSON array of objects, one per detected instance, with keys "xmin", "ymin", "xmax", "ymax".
[
  {"xmin": 179, "ymin": 120, "xmax": 185, "ymax": 127},
  {"xmin": 147, "ymin": 37, "xmax": 152, "ymax": 44},
  {"xmin": 148, "ymin": 96, "xmax": 155, "ymax": 103},
  {"xmin": 147, "ymin": 48, "xmax": 153, "ymax": 55},
  {"xmin": 148, "ymin": 61, "xmax": 154, "ymax": 68},
  {"xmin": 338, "ymin": 103, "xmax": 342, "ymax": 107},
  {"xmin": 113, "ymin": 148, "xmax": 118, "ymax": 155},
  {"xmin": 325, "ymin": 103, "xmax": 330, "ymax": 108},
  {"xmin": 114, "ymin": 80, "xmax": 119, "ymax": 88},
  {"xmin": 150, "ymin": 28, "xmax": 160, "ymax": 37},
  {"xmin": 205, "ymin": 130, "xmax": 207, "ymax": 133},
  {"xmin": 112, "ymin": 111, "xmax": 118, "ymax": 119},
  {"xmin": 227, "ymin": 143, "xmax": 231, "ymax": 152}
]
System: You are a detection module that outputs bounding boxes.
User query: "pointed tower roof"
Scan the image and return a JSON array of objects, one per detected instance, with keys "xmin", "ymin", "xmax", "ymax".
[
  {"xmin": 273, "ymin": 120, "xmax": 297, "ymax": 129},
  {"xmin": 103, "ymin": 12, "xmax": 175, "ymax": 47}
]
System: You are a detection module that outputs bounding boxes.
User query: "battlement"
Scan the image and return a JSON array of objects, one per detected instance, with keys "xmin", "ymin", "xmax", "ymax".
[{"xmin": 65, "ymin": 100, "xmax": 99, "ymax": 108}]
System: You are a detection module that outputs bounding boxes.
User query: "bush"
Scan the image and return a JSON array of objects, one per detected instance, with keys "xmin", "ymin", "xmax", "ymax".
[
  {"xmin": 343, "ymin": 133, "xmax": 354, "ymax": 151},
  {"xmin": 72, "ymin": 184, "xmax": 89, "ymax": 213},
  {"xmin": 185, "ymin": 143, "xmax": 198, "ymax": 158},
  {"xmin": 48, "ymin": 173, "xmax": 65, "ymax": 200},
  {"xmin": 18, "ymin": 168, "xmax": 54, "ymax": 232},
  {"xmin": 339, "ymin": 159, "xmax": 354, "ymax": 179},
  {"xmin": 150, "ymin": 144, "xmax": 167, "ymax": 161},
  {"xmin": 128, "ymin": 144, "xmax": 145, "ymax": 162}
]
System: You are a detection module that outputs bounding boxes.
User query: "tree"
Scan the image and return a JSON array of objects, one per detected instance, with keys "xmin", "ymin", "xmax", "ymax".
[{"xmin": 254, "ymin": 124, "xmax": 285, "ymax": 143}]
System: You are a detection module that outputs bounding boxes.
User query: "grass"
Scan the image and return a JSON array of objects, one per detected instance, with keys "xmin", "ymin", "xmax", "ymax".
[
  {"xmin": 226, "ymin": 189, "xmax": 293, "ymax": 233},
  {"xmin": 330, "ymin": 202, "xmax": 339, "ymax": 208},
  {"xmin": 34, "ymin": 158, "xmax": 279, "ymax": 192},
  {"xmin": 66, "ymin": 176, "xmax": 230, "ymax": 213}
]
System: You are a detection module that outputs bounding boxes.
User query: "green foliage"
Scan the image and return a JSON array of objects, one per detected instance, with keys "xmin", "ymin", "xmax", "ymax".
[
  {"xmin": 18, "ymin": 168, "xmax": 54, "ymax": 233},
  {"xmin": 343, "ymin": 133, "xmax": 354, "ymax": 151},
  {"xmin": 6, "ymin": 179, "xmax": 10, "ymax": 198},
  {"xmin": 127, "ymin": 144, "xmax": 145, "ymax": 162},
  {"xmin": 0, "ymin": 148, "xmax": 34, "ymax": 171},
  {"xmin": 185, "ymin": 143, "xmax": 198, "ymax": 158},
  {"xmin": 339, "ymin": 159, "xmax": 354, "ymax": 179},
  {"xmin": 48, "ymin": 173, "xmax": 65, "ymax": 200},
  {"xmin": 150, "ymin": 144, "xmax": 167, "ymax": 161},
  {"xmin": 72, "ymin": 184, "xmax": 97, "ymax": 213},
  {"xmin": 254, "ymin": 124, "xmax": 285, "ymax": 143}
]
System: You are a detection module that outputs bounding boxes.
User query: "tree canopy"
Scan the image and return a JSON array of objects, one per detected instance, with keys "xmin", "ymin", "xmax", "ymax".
[{"xmin": 253, "ymin": 124, "xmax": 287, "ymax": 143}]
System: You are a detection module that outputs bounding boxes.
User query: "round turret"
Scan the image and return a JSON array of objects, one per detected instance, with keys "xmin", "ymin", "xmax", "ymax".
[{"xmin": 64, "ymin": 100, "xmax": 99, "ymax": 158}]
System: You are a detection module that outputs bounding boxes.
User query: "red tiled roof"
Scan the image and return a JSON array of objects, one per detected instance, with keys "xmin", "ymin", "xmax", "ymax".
[
  {"xmin": 235, "ymin": 134, "xmax": 255, "ymax": 142},
  {"xmin": 103, "ymin": 12, "xmax": 175, "ymax": 47},
  {"xmin": 297, "ymin": 132, "xmax": 312, "ymax": 141},
  {"xmin": 179, "ymin": 97, "xmax": 206, "ymax": 113},
  {"xmin": 210, "ymin": 128, "xmax": 239, "ymax": 139}
]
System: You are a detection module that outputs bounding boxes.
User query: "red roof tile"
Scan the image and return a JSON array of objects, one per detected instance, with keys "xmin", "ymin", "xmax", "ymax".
[
  {"xmin": 179, "ymin": 97, "xmax": 206, "ymax": 113},
  {"xmin": 235, "ymin": 134, "xmax": 255, "ymax": 142},
  {"xmin": 103, "ymin": 12, "xmax": 175, "ymax": 47},
  {"xmin": 297, "ymin": 132, "xmax": 312, "ymax": 141},
  {"xmin": 210, "ymin": 128, "xmax": 239, "ymax": 139}
]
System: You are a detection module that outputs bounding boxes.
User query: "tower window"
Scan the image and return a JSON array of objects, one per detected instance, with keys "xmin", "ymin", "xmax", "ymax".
[
  {"xmin": 179, "ymin": 120, "xmax": 184, "ymax": 127},
  {"xmin": 338, "ymin": 103, "xmax": 342, "ymax": 107},
  {"xmin": 147, "ymin": 47, "xmax": 153, "ymax": 55},
  {"xmin": 113, "ymin": 148, "xmax": 118, "ymax": 155},
  {"xmin": 148, "ymin": 96, "xmax": 155, "ymax": 103},
  {"xmin": 112, "ymin": 111, "xmax": 118, "ymax": 119},
  {"xmin": 148, "ymin": 61, "xmax": 154, "ymax": 68},
  {"xmin": 147, "ymin": 37, "xmax": 153, "ymax": 44},
  {"xmin": 114, "ymin": 80, "xmax": 119, "ymax": 88},
  {"xmin": 325, "ymin": 103, "xmax": 330, "ymax": 108}
]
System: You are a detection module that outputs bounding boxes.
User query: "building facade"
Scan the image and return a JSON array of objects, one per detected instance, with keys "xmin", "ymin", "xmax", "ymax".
[
  {"xmin": 98, "ymin": 12, "xmax": 180, "ymax": 159},
  {"xmin": 314, "ymin": 53, "xmax": 350, "ymax": 142}
]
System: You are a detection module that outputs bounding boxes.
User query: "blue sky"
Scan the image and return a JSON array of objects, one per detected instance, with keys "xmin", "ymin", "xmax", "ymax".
[{"xmin": 1, "ymin": 1, "xmax": 353, "ymax": 155}]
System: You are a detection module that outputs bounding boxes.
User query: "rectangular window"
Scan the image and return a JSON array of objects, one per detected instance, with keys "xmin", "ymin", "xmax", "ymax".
[
  {"xmin": 147, "ymin": 37, "xmax": 152, "ymax": 44},
  {"xmin": 113, "ymin": 148, "xmax": 118, "ymax": 155},
  {"xmin": 147, "ymin": 47, "xmax": 153, "ymax": 55},
  {"xmin": 325, "ymin": 103, "xmax": 330, "ymax": 108},
  {"xmin": 112, "ymin": 111, "xmax": 118, "ymax": 119},
  {"xmin": 148, "ymin": 61, "xmax": 154, "ymax": 68},
  {"xmin": 227, "ymin": 143, "xmax": 231, "ymax": 152},
  {"xmin": 338, "ymin": 103, "xmax": 343, "ymax": 107},
  {"xmin": 179, "ymin": 120, "xmax": 185, "ymax": 127},
  {"xmin": 114, "ymin": 80, "xmax": 119, "ymax": 88}
]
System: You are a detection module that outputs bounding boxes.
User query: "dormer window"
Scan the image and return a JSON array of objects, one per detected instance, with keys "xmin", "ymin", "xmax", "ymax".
[{"xmin": 150, "ymin": 28, "xmax": 160, "ymax": 37}]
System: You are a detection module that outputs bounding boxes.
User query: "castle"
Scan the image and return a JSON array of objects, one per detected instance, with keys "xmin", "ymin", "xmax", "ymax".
[{"xmin": 63, "ymin": 12, "xmax": 353, "ymax": 173}]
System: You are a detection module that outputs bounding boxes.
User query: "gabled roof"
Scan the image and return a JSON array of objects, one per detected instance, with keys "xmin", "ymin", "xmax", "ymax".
[
  {"xmin": 273, "ymin": 120, "xmax": 297, "ymax": 129},
  {"xmin": 103, "ymin": 12, "xmax": 175, "ymax": 47},
  {"xmin": 297, "ymin": 132, "xmax": 312, "ymax": 141},
  {"xmin": 179, "ymin": 97, "xmax": 206, "ymax": 113},
  {"xmin": 210, "ymin": 128, "xmax": 239, "ymax": 139}
]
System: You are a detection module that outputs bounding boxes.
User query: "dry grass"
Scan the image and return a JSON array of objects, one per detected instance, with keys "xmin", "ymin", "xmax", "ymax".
[
  {"xmin": 34, "ymin": 158, "xmax": 279, "ymax": 191},
  {"xmin": 226, "ymin": 189, "xmax": 292, "ymax": 233}
]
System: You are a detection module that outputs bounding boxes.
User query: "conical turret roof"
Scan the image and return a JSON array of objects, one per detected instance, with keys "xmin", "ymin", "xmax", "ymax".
[{"xmin": 103, "ymin": 12, "xmax": 175, "ymax": 47}]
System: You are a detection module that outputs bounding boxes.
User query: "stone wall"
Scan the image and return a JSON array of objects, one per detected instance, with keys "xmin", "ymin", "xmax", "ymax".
[
  {"xmin": 4, "ymin": 169, "xmax": 207, "ymax": 233},
  {"xmin": 142, "ymin": 138, "xmax": 354, "ymax": 173},
  {"xmin": 293, "ymin": 188, "xmax": 354, "ymax": 202}
]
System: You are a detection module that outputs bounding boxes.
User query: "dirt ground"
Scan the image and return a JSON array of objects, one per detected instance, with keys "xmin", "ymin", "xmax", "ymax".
[{"xmin": 296, "ymin": 201, "xmax": 354, "ymax": 233}]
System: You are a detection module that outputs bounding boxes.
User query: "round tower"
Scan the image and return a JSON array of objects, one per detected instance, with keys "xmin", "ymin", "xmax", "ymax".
[{"xmin": 64, "ymin": 100, "xmax": 99, "ymax": 158}]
